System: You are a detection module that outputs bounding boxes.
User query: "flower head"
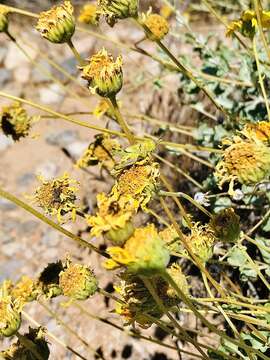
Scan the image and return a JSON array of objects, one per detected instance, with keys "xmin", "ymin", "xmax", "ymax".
[
  {"xmin": 11, "ymin": 276, "xmax": 39, "ymax": 305},
  {"xmin": 159, "ymin": 225, "xmax": 182, "ymax": 253},
  {"xmin": 34, "ymin": 173, "xmax": 79, "ymax": 223},
  {"xmin": 215, "ymin": 139, "xmax": 270, "ymax": 195},
  {"xmin": 0, "ymin": 102, "xmax": 34, "ymax": 141},
  {"xmin": 210, "ymin": 208, "xmax": 240, "ymax": 243},
  {"xmin": 1, "ymin": 327, "xmax": 50, "ymax": 360},
  {"xmin": 242, "ymin": 121, "xmax": 270, "ymax": 144},
  {"xmin": 59, "ymin": 260, "xmax": 98, "ymax": 300},
  {"xmin": 80, "ymin": 48, "xmax": 123, "ymax": 97},
  {"xmin": 36, "ymin": 1, "xmax": 75, "ymax": 43},
  {"xmin": 87, "ymin": 192, "xmax": 135, "ymax": 244},
  {"xmin": 37, "ymin": 261, "xmax": 64, "ymax": 299},
  {"xmin": 78, "ymin": 3, "xmax": 99, "ymax": 25},
  {"xmin": 0, "ymin": 5, "xmax": 9, "ymax": 33},
  {"xmin": 76, "ymin": 133, "xmax": 120, "ymax": 171},
  {"xmin": 106, "ymin": 224, "xmax": 170, "ymax": 276},
  {"xmin": 0, "ymin": 295, "xmax": 21, "ymax": 337},
  {"xmin": 97, "ymin": 0, "xmax": 138, "ymax": 26},
  {"xmin": 142, "ymin": 13, "xmax": 169, "ymax": 41}
]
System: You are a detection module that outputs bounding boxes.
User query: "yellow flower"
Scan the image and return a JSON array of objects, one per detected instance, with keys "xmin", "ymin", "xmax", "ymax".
[
  {"xmin": 185, "ymin": 223, "xmax": 216, "ymax": 263},
  {"xmin": 11, "ymin": 276, "xmax": 38, "ymax": 304},
  {"xmin": 142, "ymin": 13, "xmax": 169, "ymax": 41},
  {"xmin": 160, "ymin": 5, "xmax": 173, "ymax": 19},
  {"xmin": 0, "ymin": 102, "xmax": 34, "ymax": 141},
  {"xmin": 34, "ymin": 173, "xmax": 79, "ymax": 223},
  {"xmin": 98, "ymin": 0, "xmax": 138, "ymax": 26},
  {"xmin": 0, "ymin": 5, "xmax": 9, "ymax": 33},
  {"xmin": 87, "ymin": 192, "xmax": 135, "ymax": 244},
  {"xmin": 215, "ymin": 139, "xmax": 270, "ymax": 195},
  {"xmin": 210, "ymin": 208, "xmax": 240, "ymax": 243},
  {"xmin": 80, "ymin": 48, "xmax": 123, "ymax": 97},
  {"xmin": 106, "ymin": 224, "xmax": 170, "ymax": 275},
  {"xmin": 242, "ymin": 121, "xmax": 270, "ymax": 143},
  {"xmin": 0, "ymin": 295, "xmax": 21, "ymax": 337},
  {"xmin": 36, "ymin": 1, "xmax": 75, "ymax": 43},
  {"xmin": 78, "ymin": 3, "xmax": 99, "ymax": 26},
  {"xmin": 76, "ymin": 133, "xmax": 120, "ymax": 171},
  {"xmin": 111, "ymin": 162, "xmax": 160, "ymax": 211},
  {"xmin": 59, "ymin": 260, "xmax": 98, "ymax": 300},
  {"xmin": 37, "ymin": 261, "xmax": 64, "ymax": 299}
]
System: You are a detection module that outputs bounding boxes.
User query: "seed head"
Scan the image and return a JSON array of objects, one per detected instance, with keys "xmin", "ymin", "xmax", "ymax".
[
  {"xmin": 0, "ymin": 102, "xmax": 33, "ymax": 141},
  {"xmin": 0, "ymin": 295, "xmax": 21, "ymax": 337},
  {"xmin": 106, "ymin": 224, "xmax": 170, "ymax": 276},
  {"xmin": 36, "ymin": 1, "xmax": 75, "ymax": 43},
  {"xmin": 34, "ymin": 173, "xmax": 79, "ymax": 223},
  {"xmin": 142, "ymin": 13, "xmax": 169, "ymax": 41},
  {"xmin": 80, "ymin": 48, "xmax": 123, "ymax": 97},
  {"xmin": 0, "ymin": 5, "xmax": 9, "ymax": 33},
  {"xmin": 78, "ymin": 4, "xmax": 99, "ymax": 26},
  {"xmin": 11, "ymin": 276, "xmax": 39, "ymax": 305},
  {"xmin": 59, "ymin": 261, "xmax": 98, "ymax": 300},
  {"xmin": 210, "ymin": 208, "xmax": 240, "ymax": 243},
  {"xmin": 37, "ymin": 261, "xmax": 64, "ymax": 299},
  {"xmin": 98, "ymin": 0, "xmax": 139, "ymax": 26}
]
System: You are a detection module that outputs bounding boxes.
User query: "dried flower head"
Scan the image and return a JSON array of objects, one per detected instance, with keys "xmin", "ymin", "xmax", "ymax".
[
  {"xmin": 210, "ymin": 208, "xmax": 240, "ymax": 243},
  {"xmin": 226, "ymin": 9, "xmax": 270, "ymax": 38},
  {"xmin": 215, "ymin": 139, "xmax": 270, "ymax": 195},
  {"xmin": 111, "ymin": 162, "xmax": 160, "ymax": 211},
  {"xmin": 142, "ymin": 13, "xmax": 169, "ymax": 41},
  {"xmin": 186, "ymin": 223, "xmax": 216, "ymax": 264},
  {"xmin": 98, "ymin": 0, "xmax": 138, "ymax": 26},
  {"xmin": 80, "ymin": 48, "xmax": 123, "ymax": 97},
  {"xmin": 1, "ymin": 327, "xmax": 50, "ymax": 360},
  {"xmin": 78, "ymin": 3, "xmax": 99, "ymax": 25},
  {"xmin": 36, "ymin": 1, "xmax": 75, "ymax": 43},
  {"xmin": 37, "ymin": 261, "xmax": 64, "ymax": 299},
  {"xmin": 106, "ymin": 224, "xmax": 170, "ymax": 275},
  {"xmin": 59, "ymin": 260, "xmax": 98, "ymax": 300},
  {"xmin": 0, "ymin": 295, "xmax": 21, "ymax": 337},
  {"xmin": 76, "ymin": 133, "xmax": 120, "ymax": 171},
  {"xmin": 34, "ymin": 173, "xmax": 79, "ymax": 223},
  {"xmin": 11, "ymin": 276, "xmax": 39, "ymax": 305},
  {"xmin": 0, "ymin": 5, "xmax": 9, "ymax": 33},
  {"xmin": 242, "ymin": 121, "xmax": 270, "ymax": 144},
  {"xmin": 0, "ymin": 102, "xmax": 34, "ymax": 141},
  {"xmin": 87, "ymin": 192, "xmax": 135, "ymax": 245}
]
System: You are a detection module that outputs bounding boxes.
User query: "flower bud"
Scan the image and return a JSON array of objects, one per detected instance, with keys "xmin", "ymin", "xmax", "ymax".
[
  {"xmin": 36, "ymin": 1, "xmax": 75, "ymax": 44},
  {"xmin": 0, "ymin": 6, "xmax": 9, "ymax": 33},
  {"xmin": 38, "ymin": 261, "xmax": 64, "ymax": 299},
  {"xmin": 210, "ymin": 208, "xmax": 240, "ymax": 243},
  {"xmin": 98, "ymin": 0, "xmax": 138, "ymax": 26},
  {"xmin": 59, "ymin": 261, "xmax": 98, "ymax": 300},
  {"xmin": 105, "ymin": 221, "xmax": 135, "ymax": 246},
  {"xmin": 142, "ymin": 13, "xmax": 169, "ymax": 41},
  {"xmin": 80, "ymin": 48, "xmax": 123, "ymax": 97},
  {"xmin": 0, "ymin": 296, "xmax": 21, "ymax": 337}
]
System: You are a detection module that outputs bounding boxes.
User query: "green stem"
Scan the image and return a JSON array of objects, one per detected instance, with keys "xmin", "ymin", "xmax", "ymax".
[{"xmin": 67, "ymin": 39, "xmax": 85, "ymax": 66}]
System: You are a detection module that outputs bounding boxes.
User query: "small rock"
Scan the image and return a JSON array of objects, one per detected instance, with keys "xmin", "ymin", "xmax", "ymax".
[
  {"xmin": 46, "ymin": 130, "xmax": 79, "ymax": 147},
  {"xmin": 39, "ymin": 83, "xmax": 65, "ymax": 104},
  {"xmin": 0, "ymin": 134, "xmax": 13, "ymax": 151},
  {"xmin": 14, "ymin": 66, "xmax": 31, "ymax": 84},
  {"xmin": 0, "ymin": 198, "xmax": 16, "ymax": 211},
  {"xmin": 0, "ymin": 68, "xmax": 11, "ymax": 86},
  {"xmin": 35, "ymin": 161, "xmax": 59, "ymax": 180},
  {"xmin": 65, "ymin": 141, "xmax": 88, "ymax": 160}
]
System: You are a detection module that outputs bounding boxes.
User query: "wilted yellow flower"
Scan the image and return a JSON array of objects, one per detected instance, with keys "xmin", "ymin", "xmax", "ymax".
[
  {"xmin": 87, "ymin": 192, "xmax": 135, "ymax": 244},
  {"xmin": 76, "ymin": 133, "xmax": 121, "ymax": 171},
  {"xmin": 0, "ymin": 327, "xmax": 50, "ymax": 360},
  {"xmin": 78, "ymin": 3, "xmax": 99, "ymax": 25},
  {"xmin": 98, "ymin": 0, "xmax": 138, "ymax": 26},
  {"xmin": 242, "ymin": 121, "xmax": 270, "ymax": 143},
  {"xmin": 0, "ymin": 102, "xmax": 34, "ymax": 141},
  {"xmin": 226, "ymin": 9, "xmax": 270, "ymax": 38},
  {"xmin": 111, "ymin": 162, "xmax": 160, "ymax": 211},
  {"xmin": 80, "ymin": 48, "xmax": 123, "ymax": 97},
  {"xmin": 0, "ymin": 295, "xmax": 21, "ymax": 337},
  {"xmin": 142, "ymin": 13, "xmax": 169, "ymax": 41},
  {"xmin": 11, "ymin": 276, "xmax": 38, "ymax": 305},
  {"xmin": 0, "ymin": 5, "xmax": 9, "ymax": 33},
  {"xmin": 34, "ymin": 173, "xmax": 79, "ymax": 223},
  {"xmin": 37, "ymin": 261, "xmax": 64, "ymax": 299},
  {"xmin": 215, "ymin": 139, "xmax": 270, "ymax": 195},
  {"xmin": 36, "ymin": 1, "xmax": 75, "ymax": 43},
  {"xmin": 185, "ymin": 223, "xmax": 216, "ymax": 263},
  {"xmin": 210, "ymin": 208, "xmax": 240, "ymax": 243},
  {"xmin": 106, "ymin": 224, "xmax": 170, "ymax": 275},
  {"xmin": 59, "ymin": 260, "xmax": 98, "ymax": 300}
]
